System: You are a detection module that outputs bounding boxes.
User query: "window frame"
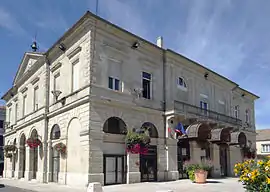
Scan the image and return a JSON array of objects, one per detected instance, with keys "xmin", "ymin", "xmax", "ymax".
[
  {"xmin": 245, "ymin": 109, "xmax": 250, "ymax": 123},
  {"xmin": 33, "ymin": 86, "xmax": 39, "ymax": 112},
  {"xmin": 142, "ymin": 71, "xmax": 152, "ymax": 99},
  {"xmin": 22, "ymin": 95, "xmax": 27, "ymax": 117},
  {"xmin": 234, "ymin": 105, "xmax": 239, "ymax": 119},
  {"xmin": 15, "ymin": 103, "xmax": 18, "ymax": 123},
  {"xmin": 71, "ymin": 58, "xmax": 80, "ymax": 92},
  {"xmin": 108, "ymin": 76, "xmax": 121, "ymax": 91},
  {"xmin": 177, "ymin": 77, "xmax": 187, "ymax": 91},
  {"xmin": 262, "ymin": 144, "xmax": 270, "ymax": 153}
]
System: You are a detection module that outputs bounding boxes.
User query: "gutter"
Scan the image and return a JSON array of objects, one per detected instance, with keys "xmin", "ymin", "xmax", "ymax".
[
  {"xmin": 43, "ymin": 55, "xmax": 51, "ymax": 183},
  {"xmin": 162, "ymin": 48, "xmax": 168, "ymax": 178}
]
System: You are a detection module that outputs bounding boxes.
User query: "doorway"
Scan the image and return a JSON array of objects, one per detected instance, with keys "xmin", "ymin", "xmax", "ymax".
[
  {"xmin": 177, "ymin": 140, "xmax": 190, "ymax": 179},
  {"xmin": 140, "ymin": 145, "xmax": 157, "ymax": 182},
  {"xmin": 220, "ymin": 144, "xmax": 228, "ymax": 177},
  {"xmin": 31, "ymin": 147, "xmax": 38, "ymax": 179},
  {"xmin": 51, "ymin": 148, "xmax": 60, "ymax": 182},
  {"xmin": 104, "ymin": 155, "xmax": 125, "ymax": 185}
]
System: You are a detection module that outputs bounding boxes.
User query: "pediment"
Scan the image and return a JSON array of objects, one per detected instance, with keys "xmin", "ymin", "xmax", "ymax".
[{"xmin": 13, "ymin": 52, "xmax": 44, "ymax": 85}]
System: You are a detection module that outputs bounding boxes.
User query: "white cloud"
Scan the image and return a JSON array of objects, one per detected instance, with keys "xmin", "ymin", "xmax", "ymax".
[{"xmin": 0, "ymin": 7, "xmax": 25, "ymax": 35}]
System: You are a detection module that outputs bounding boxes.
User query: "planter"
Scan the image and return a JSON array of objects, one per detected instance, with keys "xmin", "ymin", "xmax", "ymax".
[
  {"xmin": 27, "ymin": 138, "xmax": 41, "ymax": 148},
  {"xmin": 195, "ymin": 170, "xmax": 208, "ymax": 184},
  {"xmin": 4, "ymin": 145, "xmax": 17, "ymax": 153},
  {"xmin": 54, "ymin": 142, "xmax": 66, "ymax": 155}
]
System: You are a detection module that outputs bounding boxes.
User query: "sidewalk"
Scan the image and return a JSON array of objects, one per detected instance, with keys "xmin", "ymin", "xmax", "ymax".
[{"xmin": 0, "ymin": 177, "xmax": 244, "ymax": 192}]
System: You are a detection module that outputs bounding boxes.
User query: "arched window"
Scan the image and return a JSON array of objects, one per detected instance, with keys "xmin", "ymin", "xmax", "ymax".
[
  {"xmin": 103, "ymin": 117, "xmax": 127, "ymax": 134},
  {"xmin": 177, "ymin": 77, "xmax": 187, "ymax": 90},
  {"xmin": 50, "ymin": 124, "xmax": 61, "ymax": 140},
  {"xmin": 141, "ymin": 122, "xmax": 158, "ymax": 138}
]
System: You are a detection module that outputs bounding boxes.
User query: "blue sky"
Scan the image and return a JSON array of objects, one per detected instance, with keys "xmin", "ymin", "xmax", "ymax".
[{"xmin": 0, "ymin": 0, "xmax": 269, "ymax": 129}]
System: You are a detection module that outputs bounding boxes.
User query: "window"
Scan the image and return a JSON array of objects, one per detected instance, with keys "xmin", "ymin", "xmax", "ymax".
[
  {"xmin": 72, "ymin": 59, "xmax": 80, "ymax": 92},
  {"xmin": 23, "ymin": 95, "xmax": 27, "ymax": 117},
  {"xmin": 108, "ymin": 77, "xmax": 120, "ymax": 91},
  {"xmin": 15, "ymin": 103, "xmax": 18, "ymax": 123},
  {"xmin": 33, "ymin": 86, "xmax": 39, "ymax": 111},
  {"xmin": 142, "ymin": 72, "xmax": 151, "ymax": 99},
  {"xmin": 234, "ymin": 106, "xmax": 239, "ymax": 118},
  {"xmin": 53, "ymin": 73, "xmax": 60, "ymax": 92},
  {"xmin": 262, "ymin": 144, "xmax": 270, "ymax": 153},
  {"xmin": 200, "ymin": 101, "xmax": 208, "ymax": 115},
  {"xmin": 245, "ymin": 109, "xmax": 250, "ymax": 123},
  {"xmin": 8, "ymin": 108, "xmax": 12, "ymax": 123},
  {"xmin": 177, "ymin": 77, "xmax": 187, "ymax": 90}
]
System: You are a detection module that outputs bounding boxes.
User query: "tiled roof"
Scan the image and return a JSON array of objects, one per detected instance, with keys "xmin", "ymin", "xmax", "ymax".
[{"xmin": 256, "ymin": 129, "xmax": 270, "ymax": 141}]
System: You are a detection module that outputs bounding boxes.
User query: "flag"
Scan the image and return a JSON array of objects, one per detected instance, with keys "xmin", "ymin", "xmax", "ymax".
[{"xmin": 175, "ymin": 122, "xmax": 187, "ymax": 135}]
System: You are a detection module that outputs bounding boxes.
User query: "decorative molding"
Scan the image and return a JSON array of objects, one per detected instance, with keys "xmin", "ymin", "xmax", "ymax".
[
  {"xmin": 31, "ymin": 77, "xmax": 40, "ymax": 85},
  {"xmin": 218, "ymin": 100, "xmax": 225, "ymax": 105},
  {"xmin": 20, "ymin": 87, "xmax": 28, "ymax": 94},
  {"xmin": 200, "ymin": 93, "xmax": 208, "ymax": 99},
  {"xmin": 67, "ymin": 46, "xmax": 82, "ymax": 59},
  {"xmin": 50, "ymin": 62, "xmax": 62, "ymax": 73}
]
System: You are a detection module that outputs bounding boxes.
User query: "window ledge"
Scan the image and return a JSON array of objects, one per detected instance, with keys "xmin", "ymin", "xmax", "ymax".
[{"xmin": 177, "ymin": 85, "xmax": 187, "ymax": 92}]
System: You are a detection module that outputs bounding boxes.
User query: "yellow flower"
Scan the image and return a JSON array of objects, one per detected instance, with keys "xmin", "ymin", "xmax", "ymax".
[{"xmin": 267, "ymin": 177, "xmax": 270, "ymax": 184}]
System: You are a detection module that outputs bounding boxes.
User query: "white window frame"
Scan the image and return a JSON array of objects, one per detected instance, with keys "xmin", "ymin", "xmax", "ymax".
[
  {"xmin": 71, "ymin": 59, "xmax": 80, "ymax": 92},
  {"xmin": 22, "ymin": 95, "xmax": 27, "ymax": 117},
  {"xmin": 8, "ymin": 107, "xmax": 12, "ymax": 123},
  {"xmin": 177, "ymin": 77, "xmax": 187, "ymax": 91},
  {"xmin": 33, "ymin": 86, "xmax": 39, "ymax": 111},
  {"xmin": 262, "ymin": 144, "xmax": 270, "ymax": 153},
  {"xmin": 234, "ymin": 105, "xmax": 239, "ymax": 118},
  {"xmin": 108, "ymin": 76, "xmax": 121, "ymax": 91},
  {"xmin": 245, "ymin": 109, "xmax": 250, "ymax": 123},
  {"xmin": 142, "ymin": 71, "xmax": 152, "ymax": 99}
]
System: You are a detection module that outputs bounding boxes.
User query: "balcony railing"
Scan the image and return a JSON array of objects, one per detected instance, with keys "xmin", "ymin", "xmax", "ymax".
[{"xmin": 174, "ymin": 100, "xmax": 242, "ymax": 126}]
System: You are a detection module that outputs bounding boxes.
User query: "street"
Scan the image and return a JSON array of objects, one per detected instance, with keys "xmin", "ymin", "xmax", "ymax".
[{"xmin": 0, "ymin": 184, "xmax": 36, "ymax": 192}]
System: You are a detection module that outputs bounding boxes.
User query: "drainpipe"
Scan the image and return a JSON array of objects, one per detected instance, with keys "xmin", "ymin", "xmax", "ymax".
[
  {"xmin": 43, "ymin": 55, "xmax": 51, "ymax": 183},
  {"xmin": 157, "ymin": 36, "xmax": 168, "ymax": 179}
]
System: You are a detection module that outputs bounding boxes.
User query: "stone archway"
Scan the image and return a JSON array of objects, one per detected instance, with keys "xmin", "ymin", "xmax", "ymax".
[
  {"xmin": 19, "ymin": 134, "xmax": 26, "ymax": 179},
  {"xmin": 11, "ymin": 139, "xmax": 16, "ymax": 178},
  {"xmin": 66, "ymin": 118, "xmax": 81, "ymax": 186},
  {"xmin": 29, "ymin": 129, "xmax": 38, "ymax": 180},
  {"xmin": 50, "ymin": 124, "xmax": 61, "ymax": 183}
]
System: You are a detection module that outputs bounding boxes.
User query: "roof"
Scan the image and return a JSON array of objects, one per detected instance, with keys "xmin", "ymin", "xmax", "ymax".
[{"xmin": 256, "ymin": 129, "xmax": 270, "ymax": 141}]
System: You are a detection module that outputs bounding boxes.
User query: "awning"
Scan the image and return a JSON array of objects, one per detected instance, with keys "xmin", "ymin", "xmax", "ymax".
[
  {"xmin": 186, "ymin": 123, "xmax": 211, "ymax": 140},
  {"xmin": 230, "ymin": 131, "xmax": 247, "ymax": 147},
  {"xmin": 210, "ymin": 128, "xmax": 231, "ymax": 143}
]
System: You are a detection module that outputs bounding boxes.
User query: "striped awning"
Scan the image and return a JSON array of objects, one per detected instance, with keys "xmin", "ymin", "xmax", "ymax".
[
  {"xmin": 230, "ymin": 131, "xmax": 247, "ymax": 147},
  {"xmin": 210, "ymin": 128, "xmax": 231, "ymax": 143},
  {"xmin": 186, "ymin": 123, "xmax": 211, "ymax": 140}
]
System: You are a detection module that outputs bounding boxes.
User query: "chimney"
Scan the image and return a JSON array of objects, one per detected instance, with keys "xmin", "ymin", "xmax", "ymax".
[{"xmin": 156, "ymin": 36, "xmax": 163, "ymax": 48}]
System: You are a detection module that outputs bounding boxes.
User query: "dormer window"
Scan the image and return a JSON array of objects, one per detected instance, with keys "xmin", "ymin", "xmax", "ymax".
[{"xmin": 177, "ymin": 77, "xmax": 187, "ymax": 91}]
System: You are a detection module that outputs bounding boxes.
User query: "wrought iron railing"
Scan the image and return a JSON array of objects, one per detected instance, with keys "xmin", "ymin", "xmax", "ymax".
[{"xmin": 174, "ymin": 100, "xmax": 242, "ymax": 126}]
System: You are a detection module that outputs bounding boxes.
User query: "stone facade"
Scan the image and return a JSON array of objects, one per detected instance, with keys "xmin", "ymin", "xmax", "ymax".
[{"xmin": 1, "ymin": 11, "xmax": 259, "ymax": 187}]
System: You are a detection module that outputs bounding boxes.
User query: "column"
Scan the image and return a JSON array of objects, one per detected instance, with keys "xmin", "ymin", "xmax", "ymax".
[
  {"xmin": 24, "ymin": 145, "xmax": 31, "ymax": 181},
  {"xmin": 166, "ymin": 139, "xmax": 179, "ymax": 181},
  {"xmin": 189, "ymin": 141, "xmax": 201, "ymax": 163},
  {"xmin": 229, "ymin": 145, "xmax": 242, "ymax": 176},
  {"xmin": 211, "ymin": 144, "xmax": 221, "ymax": 177},
  {"xmin": 46, "ymin": 141, "xmax": 52, "ymax": 183},
  {"xmin": 126, "ymin": 153, "xmax": 140, "ymax": 184},
  {"xmin": 14, "ymin": 147, "xmax": 21, "ymax": 179}
]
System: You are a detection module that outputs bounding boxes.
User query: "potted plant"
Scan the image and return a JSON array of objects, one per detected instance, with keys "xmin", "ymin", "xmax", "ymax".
[
  {"xmin": 5, "ymin": 153, "xmax": 12, "ymax": 158},
  {"xmin": 26, "ymin": 138, "xmax": 41, "ymax": 148},
  {"xmin": 54, "ymin": 142, "xmax": 66, "ymax": 155},
  {"xmin": 184, "ymin": 159, "xmax": 213, "ymax": 183},
  {"xmin": 4, "ymin": 145, "xmax": 17, "ymax": 153},
  {"xmin": 125, "ymin": 130, "xmax": 150, "ymax": 155}
]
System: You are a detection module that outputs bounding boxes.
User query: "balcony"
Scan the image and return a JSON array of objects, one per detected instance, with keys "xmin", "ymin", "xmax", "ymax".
[{"xmin": 174, "ymin": 100, "xmax": 242, "ymax": 126}]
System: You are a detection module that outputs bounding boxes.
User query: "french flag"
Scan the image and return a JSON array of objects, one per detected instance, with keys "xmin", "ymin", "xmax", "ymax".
[
  {"xmin": 175, "ymin": 122, "xmax": 187, "ymax": 135},
  {"xmin": 168, "ymin": 123, "xmax": 187, "ymax": 135}
]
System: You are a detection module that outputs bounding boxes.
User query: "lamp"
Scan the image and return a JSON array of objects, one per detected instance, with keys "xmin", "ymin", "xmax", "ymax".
[
  {"xmin": 58, "ymin": 43, "xmax": 66, "ymax": 52},
  {"xmin": 31, "ymin": 41, "xmax": 38, "ymax": 52},
  {"xmin": 51, "ymin": 90, "xmax": 62, "ymax": 101},
  {"xmin": 131, "ymin": 41, "xmax": 140, "ymax": 49},
  {"xmin": 204, "ymin": 72, "xmax": 209, "ymax": 79}
]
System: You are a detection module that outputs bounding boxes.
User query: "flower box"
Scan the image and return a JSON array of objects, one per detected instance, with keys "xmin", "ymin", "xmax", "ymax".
[
  {"xmin": 26, "ymin": 138, "xmax": 41, "ymax": 148},
  {"xmin": 125, "ymin": 130, "xmax": 150, "ymax": 155},
  {"xmin": 4, "ymin": 145, "xmax": 17, "ymax": 153},
  {"xmin": 54, "ymin": 142, "xmax": 66, "ymax": 154}
]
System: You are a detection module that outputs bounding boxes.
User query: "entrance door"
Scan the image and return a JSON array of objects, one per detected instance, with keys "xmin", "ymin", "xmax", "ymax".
[
  {"xmin": 104, "ymin": 155, "xmax": 125, "ymax": 185},
  {"xmin": 220, "ymin": 145, "xmax": 228, "ymax": 177},
  {"xmin": 177, "ymin": 140, "xmax": 190, "ymax": 179},
  {"xmin": 52, "ymin": 149, "xmax": 60, "ymax": 182},
  {"xmin": 140, "ymin": 145, "xmax": 157, "ymax": 182}
]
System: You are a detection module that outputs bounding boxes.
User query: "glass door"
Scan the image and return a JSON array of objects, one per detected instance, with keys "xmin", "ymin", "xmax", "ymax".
[{"xmin": 140, "ymin": 146, "xmax": 157, "ymax": 182}]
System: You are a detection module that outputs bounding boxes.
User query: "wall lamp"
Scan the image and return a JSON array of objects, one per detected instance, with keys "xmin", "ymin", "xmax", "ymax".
[
  {"xmin": 204, "ymin": 72, "xmax": 209, "ymax": 79},
  {"xmin": 131, "ymin": 41, "xmax": 140, "ymax": 49}
]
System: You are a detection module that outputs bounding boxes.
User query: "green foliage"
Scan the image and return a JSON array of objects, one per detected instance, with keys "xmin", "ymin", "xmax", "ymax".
[{"xmin": 125, "ymin": 130, "xmax": 150, "ymax": 148}]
